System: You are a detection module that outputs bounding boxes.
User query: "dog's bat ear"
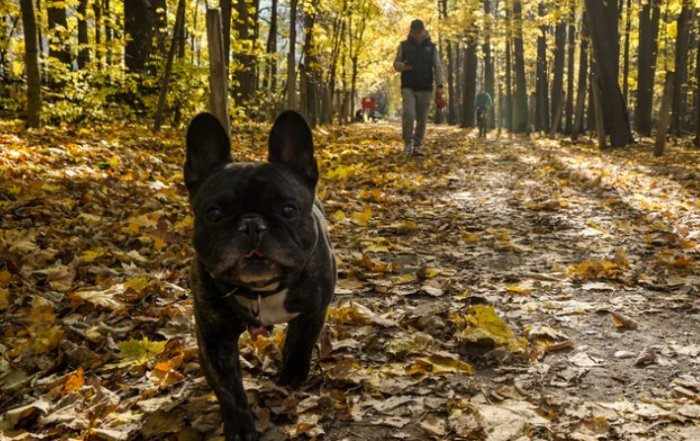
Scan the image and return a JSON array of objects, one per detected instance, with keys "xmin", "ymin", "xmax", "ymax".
[
  {"xmin": 268, "ymin": 110, "xmax": 318, "ymax": 189},
  {"xmin": 185, "ymin": 113, "xmax": 233, "ymax": 195}
]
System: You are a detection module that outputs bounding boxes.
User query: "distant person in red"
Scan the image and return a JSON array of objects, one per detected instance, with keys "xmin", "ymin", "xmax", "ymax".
[{"xmin": 394, "ymin": 19, "xmax": 444, "ymax": 156}]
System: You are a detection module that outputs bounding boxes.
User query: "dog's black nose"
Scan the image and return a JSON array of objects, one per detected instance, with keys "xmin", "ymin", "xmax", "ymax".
[{"xmin": 238, "ymin": 217, "xmax": 268, "ymax": 239}]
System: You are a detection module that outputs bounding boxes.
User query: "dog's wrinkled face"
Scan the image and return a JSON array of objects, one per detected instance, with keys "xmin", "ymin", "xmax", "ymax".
[{"xmin": 185, "ymin": 112, "xmax": 319, "ymax": 291}]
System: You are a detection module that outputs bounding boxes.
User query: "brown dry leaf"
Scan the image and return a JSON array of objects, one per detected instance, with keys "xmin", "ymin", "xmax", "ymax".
[
  {"xmin": 285, "ymin": 413, "xmax": 324, "ymax": 438},
  {"xmin": 611, "ymin": 312, "xmax": 639, "ymax": 330},
  {"xmin": 61, "ymin": 367, "xmax": 84, "ymax": 395},
  {"xmin": 419, "ymin": 415, "xmax": 446, "ymax": 437},
  {"xmin": 70, "ymin": 284, "xmax": 129, "ymax": 310},
  {"xmin": 0, "ymin": 399, "xmax": 51, "ymax": 429}
]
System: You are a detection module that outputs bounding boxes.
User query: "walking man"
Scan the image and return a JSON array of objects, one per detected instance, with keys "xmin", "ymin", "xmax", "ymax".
[{"xmin": 394, "ymin": 19, "xmax": 444, "ymax": 156}]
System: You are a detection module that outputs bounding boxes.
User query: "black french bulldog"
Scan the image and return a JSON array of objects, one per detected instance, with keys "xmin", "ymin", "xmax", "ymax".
[{"xmin": 184, "ymin": 110, "xmax": 336, "ymax": 441}]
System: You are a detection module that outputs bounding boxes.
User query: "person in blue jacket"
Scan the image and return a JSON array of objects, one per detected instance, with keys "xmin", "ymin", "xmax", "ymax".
[{"xmin": 474, "ymin": 87, "xmax": 493, "ymax": 137}]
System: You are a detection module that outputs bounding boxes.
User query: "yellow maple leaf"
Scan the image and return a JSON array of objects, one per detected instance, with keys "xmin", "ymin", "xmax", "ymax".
[
  {"xmin": 109, "ymin": 156, "xmax": 121, "ymax": 169},
  {"xmin": 333, "ymin": 210, "xmax": 347, "ymax": 222},
  {"xmin": 351, "ymin": 206, "xmax": 372, "ymax": 225},
  {"xmin": 125, "ymin": 277, "xmax": 149, "ymax": 291},
  {"xmin": 80, "ymin": 248, "xmax": 105, "ymax": 261},
  {"xmin": 459, "ymin": 305, "xmax": 527, "ymax": 352},
  {"xmin": 175, "ymin": 215, "xmax": 193, "ymax": 230}
]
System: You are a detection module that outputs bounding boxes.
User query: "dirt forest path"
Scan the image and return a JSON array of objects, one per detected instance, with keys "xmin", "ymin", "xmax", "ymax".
[{"xmin": 1, "ymin": 121, "xmax": 699, "ymax": 441}]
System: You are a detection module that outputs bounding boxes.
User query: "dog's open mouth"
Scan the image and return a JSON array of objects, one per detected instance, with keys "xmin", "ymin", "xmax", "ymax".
[{"xmin": 215, "ymin": 250, "xmax": 285, "ymax": 289}]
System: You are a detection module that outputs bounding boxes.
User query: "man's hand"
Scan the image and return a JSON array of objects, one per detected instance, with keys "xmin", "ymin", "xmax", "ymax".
[
  {"xmin": 402, "ymin": 63, "xmax": 412, "ymax": 72},
  {"xmin": 436, "ymin": 85, "xmax": 444, "ymax": 98}
]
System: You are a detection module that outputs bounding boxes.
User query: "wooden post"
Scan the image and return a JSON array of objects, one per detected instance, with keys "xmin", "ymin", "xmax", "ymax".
[
  {"xmin": 206, "ymin": 9, "xmax": 230, "ymax": 139},
  {"xmin": 654, "ymin": 71, "xmax": 675, "ymax": 157},
  {"xmin": 591, "ymin": 77, "xmax": 606, "ymax": 149},
  {"xmin": 154, "ymin": 0, "xmax": 186, "ymax": 133}
]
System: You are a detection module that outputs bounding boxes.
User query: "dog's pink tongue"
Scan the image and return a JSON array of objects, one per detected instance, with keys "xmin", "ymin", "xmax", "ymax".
[
  {"xmin": 243, "ymin": 250, "xmax": 263, "ymax": 259},
  {"xmin": 249, "ymin": 323, "xmax": 268, "ymax": 341}
]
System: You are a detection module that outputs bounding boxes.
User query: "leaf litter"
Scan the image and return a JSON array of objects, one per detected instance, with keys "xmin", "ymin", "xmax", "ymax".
[{"xmin": 0, "ymin": 121, "xmax": 699, "ymax": 440}]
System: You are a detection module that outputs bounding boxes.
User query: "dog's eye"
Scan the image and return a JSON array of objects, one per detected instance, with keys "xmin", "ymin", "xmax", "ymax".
[
  {"xmin": 282, "ymin": 205, "xmax": 297, "ymax": 219},
  {"xmin": 206, "ymin": 207, "xmax": 223, "ymax": 223}
]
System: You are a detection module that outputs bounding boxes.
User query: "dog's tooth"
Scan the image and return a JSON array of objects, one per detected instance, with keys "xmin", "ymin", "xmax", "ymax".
[{"xmin": 210, "ymin": 272, "xmax": 216, "ymax": 279}]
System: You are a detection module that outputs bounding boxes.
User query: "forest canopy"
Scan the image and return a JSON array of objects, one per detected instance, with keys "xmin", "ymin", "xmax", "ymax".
[{"xmin": 2, "ymin": 0, "xmax": 700, "ymax": 149}]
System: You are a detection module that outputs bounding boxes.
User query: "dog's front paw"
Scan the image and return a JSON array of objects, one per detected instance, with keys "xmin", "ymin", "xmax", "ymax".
[
  {"xmin": 277, "ymin": 365, "xmax": 310, "ymax": 389},
  {"xmin": 223, "ymin": 412, "xmax": 258, "ymax": 441},
  {"xmin": 225, "ymin": 427, "xmax": 258, "ymax": 441}
]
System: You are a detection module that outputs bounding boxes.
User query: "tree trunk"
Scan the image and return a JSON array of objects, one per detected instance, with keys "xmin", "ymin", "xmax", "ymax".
[
  {"xmin": 587, "ymin": 58, "xmax": 596, "ymax": 132},
  {"xmin": 655, "ymin": 72, "xmax": 675, "ymax": 156},
  {"xmin": 104, "ymin": 0, "xmax": 113, "ymax": 66},
  {"xmin": 47, "ymin": 1, "xmax": 70, "ymax": 66},
  {"xmin": 442, "ymin": 0, "xmax": 456, "ymax": 125},
  {"xmin": 351, "ymin": 55, "xmax": 358, "ymax": 121},
  {"xmin": 327, "ymin": 13, "xmax": 344, "ymax": 123},
  {"xmin": 34, "ymin": 0, "xmax": 46, "ymax": 80},
  {"xmin": 671, "ymin": 0, "xmax": 691, "ymax": 134},
  {"xmin": 264, "ymin": 0, "xmax": 278, "ymax": 91},
  {"xmin": 252, "ymin": 0, "xmax": 261, "ymax": 90},
  {"xmin": 505, "ymin": 22, "xmax": 512, "ymax": 131},
  {"xmin": 154, "ymin": 0, "xmax": 186, "ymax": 133},
  {"xmin": 484, "ymin": 0, "xmax": 495, "ymax": 129},
  {"xmin": 536, "ymin": 1, "xmax": 548, "ymax": 131},
  {"xmin": 565, "ymin": 0, "xmax": 576, "ymax": 133},
  {"xmin": 461, "ymin": 34, "xmax": 477, "ymax": 129},
  {"xmin": 93, "ymin": 0, "xmax": 102, "ymax": 69},
  {"xmin": 585, "ymin": 0, "xmax": 634, "ymax": 147},
  {"xmin": 20, "ymin": 0, "xmax": 42, "ymax": 128},
  {"xmin": 696, "ymin": 29, "xmax": 700, "ymax": 148},
  {"xmin": 592, "ymin": 76, "xmax": 606, "ymax": 149},
  {"xmin": 635, "ymin": 0, "xmax": 660, "ymax": 136},
  {"xmin": 77, "ymin": 0, "xmax": 90, "ymax": 69},
  {"xmin": 551, "ymin": 19, "xmax": 566, "ymax": 132},
  {"xmin": 287, "ymin": 0, "xmax": 299, "ymax": 110},
  {"xmin": 572, "ymin": 13, "xmax": 589, "ymax": 140},
  {"xmin": 124, "ymin": 0, "xmax": 157, "ymax": 73},
  {"xmin": 512, "ymin": 1, "xmax": 528, "ymax": 133},
  {"xmin": 622, "ymin": 0, "xmax": 631, "ymax": 105},
  {"xmin": 221, "ymin": 0, "xmax": 231, "ymax": 65},
  {"xmin": 455, "ymin": 40, "xmax": 462, "ymax": 124},
  {"xmin": 178, "ymin": 11, "xmax": 187, "ymax": 59},
  {"xmin": 233, "ymin": 0, "xmax": 255, "ymax": 104},
  {"xmin": 302, "ymin": 3, "xmax": 319, "ymax": 126},
  {"xmin": 447, "ymin": 41, "xmax": 456, "ymax": 125}
]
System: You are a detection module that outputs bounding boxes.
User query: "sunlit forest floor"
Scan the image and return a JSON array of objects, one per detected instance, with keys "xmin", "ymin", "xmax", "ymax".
[{"xmin": 1, "ymin": 120, "xmax": 699, "ymax": 441}]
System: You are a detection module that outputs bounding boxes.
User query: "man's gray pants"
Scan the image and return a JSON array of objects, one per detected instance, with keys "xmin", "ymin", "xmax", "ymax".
[{"xmin": 401, "ymin": 88, "xmax": 432, "ymax": 148}]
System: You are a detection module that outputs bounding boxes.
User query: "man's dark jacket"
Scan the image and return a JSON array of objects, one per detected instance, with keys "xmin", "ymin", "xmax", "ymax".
[{"xmin": 400, "ymin": 35, "xmax": 436, "ymax": 91}]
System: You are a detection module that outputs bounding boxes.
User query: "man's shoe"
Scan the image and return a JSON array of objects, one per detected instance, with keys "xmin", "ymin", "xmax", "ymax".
[
  {"xmin": 403, "ymin": 145, "xmax": 413, "ymax": 155},
  {"xmin": 413, "ymin": 146, "xmax": 425, "ymax": 156}
]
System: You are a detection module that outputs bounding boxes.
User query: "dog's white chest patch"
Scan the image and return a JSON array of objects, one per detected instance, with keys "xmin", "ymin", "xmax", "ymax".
[{"xmin": 234, "ymin": 290, "xmax": 300, "ymax": 325}]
